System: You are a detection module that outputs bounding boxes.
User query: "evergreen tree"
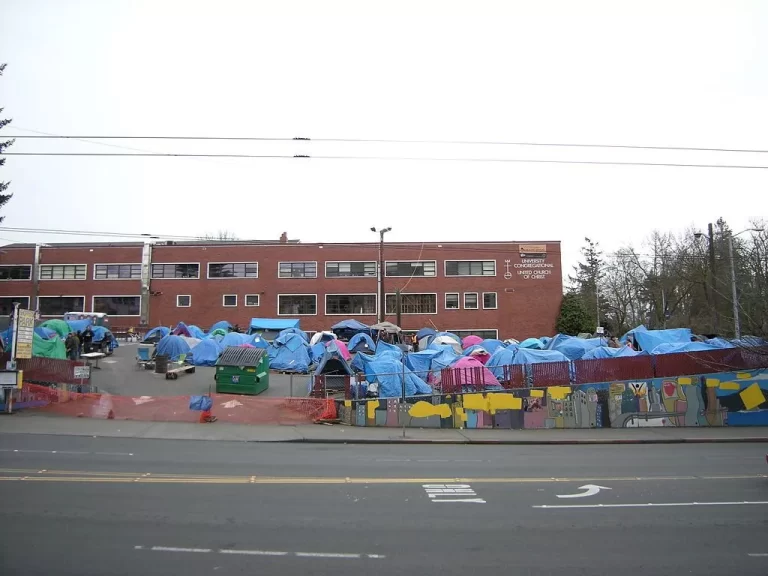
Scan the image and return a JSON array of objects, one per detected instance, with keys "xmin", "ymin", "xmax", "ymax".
[
  {"xmin": 567, "ymin": 237, "xmax": 604, "ymax": 328},
  {"xmin": 556, "ymin": 292, "xmax": 594, "ymax": 335},
  {"xmin": 0, "ymin": 63, "xmax": 13, "ymax": 223}
]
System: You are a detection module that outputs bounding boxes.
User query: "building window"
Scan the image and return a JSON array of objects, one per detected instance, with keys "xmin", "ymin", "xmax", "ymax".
[
  {"xmin": 177, "ymin": 295, "xmax": 191, "ymax": 307},
  {"xmin": 0, "ymin": 265, "xmax": 32, "ymax": 281},
  {"xmin": 483, "ymin": 292, "xmax": 498, "ymax": 309},
  {"xmin": 449, "ymin": 329, "xmax": 499, "ymax": 340},
  {"xmin": 39, "ymin": 264, "xmax": 87, "ymax": 280},
  {"xmin": 278, "ymin": 261, "xmax": 317, "ymax": 278},
  {"xmin": 0, "ymin": 297, "xmax": 31, "ymax": 315},
  {"xmin": 94, "ymin": 264, "xmax": 142, "ymax": 280},
  {"xmin": 93, "ymin": 296, "xmax": 141, "ymax": 316},
  {"xmin": 208, "ymin": 262, "xmax": 258, "ymax": 279},
  {"xmin": 385, "ymin": 261, "xmax": 436, "ymax": 277},
  {"xmin": 245, "ymin": 294, "xmax": 260, "ymax": 307},
  {"xmin": 325, "ymin": 261, "xmax": 376, "ymax": 278},
  {"xmin": 222, "ymin": 294, "xmax": 237, "ymax": 307},
  {"xmin": 38, "ymin": 296, "xmax": 85, "ymax": 316},
  {"xmin": 325, "ymin": 294, "xmax": 377, "ymax": 315},
  {"xmin": 445, "ymin": 293, "xmax": 460, "ymax": 310},
  {"xmin": 444, "ymin": 260, "xmax": 496, "ymax": 277},
  {"xmin": 278, "ymin": 294, "xmax": 317, "ymax": 315},
  {"xmin": 385, "ymin": 293, "xmax": 437, "ymax": 315},
  {"xmin": 464, "ymin": 293, "xmax": 479, "ymax": 309},
  {"xmin": 151, "ymin": 263, "xmax": 200, "ymax": 279}
]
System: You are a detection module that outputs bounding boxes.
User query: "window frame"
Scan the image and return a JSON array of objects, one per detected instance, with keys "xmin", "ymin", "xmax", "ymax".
[
  {"xmin": 150, "ymin": 262, "xmax": 201, "ymax": 280},
  {"xmin": 91, "ymin": 295, "xmax": 142, "ymax": 317},
  {"xmin": 278, "ymin": 261, "xmax": 318, "ymax": 279},
  {"xmin": 324, "ymin": 293, "xmax": 378, "ymax": 316},
  {"xmin": 277, "ymin": 294, "xmax": 318, "ymax": 316},
  {"xmin": 245, "ymin": 294, "xmax": 260, "ymax": 307},
  {"xmin": 93, "ymin": 263, "xmax": 143, "ymax": 281},
  {"xmin": 0, "ymin": 296, "xmax": 31, "ymax": 314},
  {"xmin": 447, "ymin": 329, "xmax": 499, "ymax": 340},
  {"xmin": 38, "ymin": 264, "xmax": 88, "ymax": 281},
  {"xmin": 206, "ymin": 262, "xmax": 259, "ymax": 279},
  {"xmin": 482, "ymin": 292, "xmax": 498, "ymax": 309},
  {"xmin": 0, "ymin": 265, "xmax": 32, "ymax": 281},
  {"xmin": 463, "ymin": 292, "xmax": 479, "ymax": 310},
  {"xmin": 222, "ymin": 294, "xmax": 238, "ymax": 307},
  {"xmin": 37, "ymin": 295, "xmax": 86, "ymax": 316},
  {"xmin": 384, "ymin": 260, "xmax": 437, "ymax": 278},
  {"xmin": 444, "ymin": 292, "xmax": 460, "ymax": 310},
  {"xmin": 324, "ymin": 260, "xmax": 377, "ymax": 278},
  {"xmin": 384, "ymin": 292, "xmax": 438, "ymax": 315},
  {"xmin": 176, "ymin": 295, "xmax": 191, "ymax": 308},
  {"xmin": 443, "ymin": 259, "xmax": 497, "ymax": 277}
]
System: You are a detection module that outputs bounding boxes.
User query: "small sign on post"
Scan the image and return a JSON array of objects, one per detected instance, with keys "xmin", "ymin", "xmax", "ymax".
[
  {"xmin": 73, "ymin": 366, "xmax": 91, "ymax": 380},
  {"xmin": 15, "ymin": 308, "xmax": 36, "ymax": 360}
]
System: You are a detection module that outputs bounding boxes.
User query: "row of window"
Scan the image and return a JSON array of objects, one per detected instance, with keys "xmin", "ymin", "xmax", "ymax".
[
  {"xmin": 173, "ymin": 292, "xmax": 497, "ymax": 315},
  {"xmin": 0, "ymin": 296, "xmax": 140, "ymax": 317},
  {"xmin": 0, "ymin": 260, "xmax": 499, "ymax": 281}
]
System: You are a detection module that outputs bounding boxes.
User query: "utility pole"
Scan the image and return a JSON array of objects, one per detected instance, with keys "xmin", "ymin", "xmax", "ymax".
[
  {"xmin": 707, "ymin": 222, "xmax": 719, "ymax": 334},
  {"xmin": 370, "ymin": 227, "xmax": 391, "ymax": 323},
  {"xmin": 396, "ymin": 289, "xmax": 402, "ymax": 329},
  {"xmin": 727, "ymin": 235, "xmax": 740, "ymax": 339}
]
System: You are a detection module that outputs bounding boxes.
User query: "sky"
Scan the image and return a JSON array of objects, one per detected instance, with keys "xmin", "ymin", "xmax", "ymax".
[{"xmin": 0, "ymin": 0, "xmax": 766, "ymax": 276}]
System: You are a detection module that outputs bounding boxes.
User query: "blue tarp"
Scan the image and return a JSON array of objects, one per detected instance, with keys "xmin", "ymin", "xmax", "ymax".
[
  {"xmin": 519, "ymin": 337, "xmax": 545, "ymax": 350},
  {"xmin": 331, "ymin": 319, "xmax": 370, "ymax": 332},
  {"xmin": 486, "ymin": 347, "xmax": 519, "ymax": 379},
  {"xmin": 480, "ymin": 339, "xmax": 505, "ymax": 354},
  {"xmin": 548, "ymin": 334, "xmax": 604, "ymax": 360},
  {"xmin": 733, "ymin": 336, "xmax": 768, "ymax": 347},
  {"xmin": 173, "ymin": 322, "xmax": 192, "ymax": 337},
  {"xmin": 650, "ymin": 342, "xmax": 720, "ymax": 355},
  {"xmin": 430, "ymin": 347, "xmax": 460, "ymax": 372},
  {"xmin": 309, "ymin": 342, "xmax": 326, "ymax": 363},
  {"xmin": 249, "ymin": 334, "xmax": 269, "ymax": 349},
  {"xmin": 463, "ymin": 344, "xmax": 490, "ymax": 357},
  {"xmin": 363, "ymin": 359, "xmax": 432, "ymax": 398},
  {"xmin": 268, "ymin": 333, "xmax": 311, "ymax": 373},
  {"xmin": 143, "ymin": 326, "xmax": 170, "ymax": 343},
  {"xmin": 187, "ymin": 325, "xmax": 206, "ymax": 339},
  {"xmin": 632, "ymin": 328, "xmax": 692, "ymax": 352},
  {"xmin": 66, "ymin": 319, "xmax": 93, "ymax": 333},
  {"xmin": 405, "ymin": 350, "xmax": 440, "ymax": 379},
  {"xmin": 620, "ymin": 324, "xmax": 647, "ymax": 343},
  {"xmin": 351, "ymin": 349, "xmax": 402, "ymax": 372},
  {"xmin": 209, "ymin": 320, "xmax": 233, "ymax": 333},
  {"xmin": 705, "ymin": 338, "xmax": 736, "ymax": 349},
  {"xmin": 155, "ymin": 334, "xmax": 192, "ymax": 361},
  {"xmin": 435, "ymin": 331, "xmax": 461, "ymax": 344},
  {"xmin": 375, "ymin": 340, "xmax": 403, "ymax": 358},
  {"xmin": 314, "ymin": 341, "xmax": 353, "ymax": 376},
  {"xmin": 416, "ymin": 327, "xmax": 437, "ymax": 340},
  {"xmin": 278, "ymin": 327, "xmax": 309, "ymax": 342},
  {"xmin": 581, "ymin": 346, "xmax": 643, "ymax": 360},
  {"xmin": 220, "ymin": 332, "xmax": 252, "ymax": 349},
  {"xmin": 189, "ymin": 338, "xmax": 222, "ymax": 366},
  {"xmin": 348, "ymin": 332, "xmax": 375, "ymax": 353},
  {"xmin": 510, "ymin": 348, "xmax": 569, "ymax": 365},
  {"xmin": 1, "ymin": 326, "xmax": 58, "ymax": 347},
  {"xmin": 539, "ymin": 336, "xmax": 552, "ymax": 348},
  {"xmin": 250, "ymin": 318, "xmax": 300, "ymax": 332}
]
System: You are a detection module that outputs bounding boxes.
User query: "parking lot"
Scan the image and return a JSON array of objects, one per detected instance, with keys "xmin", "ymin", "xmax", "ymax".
[{"xmin": 90, "ymin": 343, "xmax": 309, "ymax": 398}]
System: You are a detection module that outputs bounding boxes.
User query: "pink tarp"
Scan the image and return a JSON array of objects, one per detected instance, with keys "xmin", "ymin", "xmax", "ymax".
[
  {"xmin": 462, "ymin": 335, "xmax": 483, "ymax": 349},
  {"xmin": 327, "ymin": 338, "xmax": 351, "ymax": 361},
  {"xmin": 450, "ymin": 356, "xmax": 500, "ymax": 387}
]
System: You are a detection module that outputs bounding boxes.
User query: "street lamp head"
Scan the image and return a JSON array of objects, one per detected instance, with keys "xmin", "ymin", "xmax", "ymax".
[
  {"xmin": 752, "ymin": 227, "xmax": 765, "ymax": 233},
  {"xmin": 384, "ymin": 227, "xmax": 392, "ymax": 233},
  {"xmin": 693, "ymin": 232, "xmax": 704, "ymax": 240},
  {"xmin": 370, "ymin": 227, "xmax": 376, "ymax": 232}
]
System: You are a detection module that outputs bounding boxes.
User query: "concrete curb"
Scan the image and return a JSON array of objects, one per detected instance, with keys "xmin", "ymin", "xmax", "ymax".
[{"xmin": 280, "ymin": 437, "xmax": 768, "ymax": 445}]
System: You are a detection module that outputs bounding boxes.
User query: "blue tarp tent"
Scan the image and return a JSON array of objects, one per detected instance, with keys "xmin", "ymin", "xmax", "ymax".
[
  {"xmin": 189, "ymin": 338, "xmax": 222, "ymax": 366},
  {"xmin": 631, "ymin": 328, "xmax": 692, "ymax": 352},
  {"xmin": 733, "ymin": 336, "xmax": 768, "ymax": 347},
  {"xmin": 363, "ymin": 359, "xmax": 432, "ymax": 398},
  {"xmin": 519, "ymin": 337, "xmax": 545, "ymax": 350},
  {"xmin": 405, "ymin": 349, "xmax": 440, "ymax": 378},
  {"xmin": 416, "ymin": 327, "xmax": 437, "ymax": 340},
  {"xmin": 331, "ymin": 319, "xmax": 371, "ymax": 341},
  {"xmin": 480, "ymin": 339, "xmax": 505, "ymax": 354},
  {"xmin": 548, "ymin": 334, "xmax": 604, "ymax": 360},
  {"xmin": 209, "ymin": 320, "xmax": 233, "ymax": 333},
  {"xmin": 66, "ymin": 319, "xmax": 93, "ymax": 333},
  {"xmin": 143, "ymin": 326, "xmax": 170, "ymax": 343},
  {"xmin": 351, "ymin": 348, "xmax": 402, "ymax": 372},
  {"xmin": 620, "ymin": 324, "xmax": 647, "ymax": 343},
  {"xmin": 250, "ymin": 318, "xmax": 300, "ymax": 338},
  {"xmin": 486, "ymin": 347, "xmax": 519, "ymax": 380},
  {"xmin": 268, "ymin": 333, "xmax": 311, "ymax": 373},
  {"xmin": 279, "ymin": 327, "xmax": 309, "ymax": 342},
  {"xmin": 315, "ymin": 341, "xmax": 354, "ymax": 376},
  {"xmin": 249, "ymin": 334, "xmax": 269, "ymax": 349},
  {"xmin": 581, "ymin": 346, "xmax": 642, "ymax": 360},
  {"xmin": 186, "ymin": 325, "xmax": 205, "ymax": 339},
  {"xmin": 375, "ymin": 339, "xmax": 403, "ymax": 358},
  {"xmin": 539, "ymin": 336, "xmax": 552, "ymax": 348},
  {"xmin": 510, "ymin": 348, "xmax": 569, "ymax": 365},
  {"xmin": 309, "ymin": 342, "xmax": 326, "ymax": 363},
  {"xmin": 650, "ymin": 341, "xmax": 720, "ymax": 355},
  {"xmin": 434, "ymin": 331, "xmax": 461, "ymax": 344},
  {"xmin": 155, "ymin": 334, "xmax": 192, "ymax": 361},
  {"xmin": 1, "ymin": 326, "xmax": 58, "ymax": 347},
  {"xmin": 36, "ymin": 327, "xmax": 57, "ymax": 339},
  {"xmin": 348, "ymin": 332, "xmax": 375, "ymax": 354},
  {"xmin": 91, "ymin": 326, "xmax": 118, "ymax": 351},
  {"xmin": 220, "ymin": 332, "xmax": 252, "ymax": 349},
  {"xmin": 430, "ymin": 347, "xmax": 460, "ymax": 372}
]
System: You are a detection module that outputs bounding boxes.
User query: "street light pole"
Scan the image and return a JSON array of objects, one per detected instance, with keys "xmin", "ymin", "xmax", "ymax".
[
  {"xmin": 371, "ymin": 227, "xmax": 392, "ymax": 323},
  {"xmin": 727, "ymin": 235, "xmax": 740, "ymax": 340}
]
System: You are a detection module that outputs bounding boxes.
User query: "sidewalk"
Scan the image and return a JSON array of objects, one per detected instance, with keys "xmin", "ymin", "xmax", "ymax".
[{"xmin": 1, "ymin": 412, "xmax": 768, "ymax": 444}]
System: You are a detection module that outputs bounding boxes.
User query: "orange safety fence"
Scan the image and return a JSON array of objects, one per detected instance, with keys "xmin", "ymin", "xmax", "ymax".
[{"xmin": 22, "ymin": 384, "xmax": 336, "ymax": 424}]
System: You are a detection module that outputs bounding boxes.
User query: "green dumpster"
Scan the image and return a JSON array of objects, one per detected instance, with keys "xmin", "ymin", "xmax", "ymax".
[{"xmin": 214, "ymin": 347, "xmax": 270, "ymax": 395}]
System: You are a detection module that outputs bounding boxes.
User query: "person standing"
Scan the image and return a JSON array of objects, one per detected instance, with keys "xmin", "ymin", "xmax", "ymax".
[{"xmin": 81, "ymin": 326, "xmax": 94, "ymax": 354}]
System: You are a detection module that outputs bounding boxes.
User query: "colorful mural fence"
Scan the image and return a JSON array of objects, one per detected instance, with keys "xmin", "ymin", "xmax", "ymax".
[{"xmin": 338, "ymin": 369, "xmax": 768, "ymax": 429}]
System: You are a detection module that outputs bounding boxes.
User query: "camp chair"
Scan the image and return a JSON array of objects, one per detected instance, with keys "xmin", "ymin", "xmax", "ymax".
[
  {"xmin": 177, "ymin": 353, "xmax": 187, "ymax": 365},
  {"xmin": 136, "ymin": 346, "xmax": 153, "ymax": 370}
]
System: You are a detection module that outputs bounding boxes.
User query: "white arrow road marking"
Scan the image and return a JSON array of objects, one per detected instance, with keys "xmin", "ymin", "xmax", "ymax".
[
  {"xmin": 556, "ymin": 484, "xmax": 612, "ymax": 499},
  {"xmin": 221, "ymin": 400, "xmax": 243, "ymax": 409},
  {"xmin": 132, "ymin": 396, "xmax": 154, "ymax": 405}
]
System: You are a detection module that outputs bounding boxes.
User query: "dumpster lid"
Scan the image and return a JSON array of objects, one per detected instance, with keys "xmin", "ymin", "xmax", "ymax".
[{"xmin": 217, "ymin": 346, "xmax": 267, "ymax": 367}]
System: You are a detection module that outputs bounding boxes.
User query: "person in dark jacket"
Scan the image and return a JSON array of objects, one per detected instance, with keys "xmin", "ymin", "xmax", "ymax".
[{"xmin": 81, "ymin": 326, "xmax": 94, "ymax": 354}]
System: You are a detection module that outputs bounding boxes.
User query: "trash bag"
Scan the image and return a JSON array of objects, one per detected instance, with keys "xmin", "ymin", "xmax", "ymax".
[{"xmin": 189, "ymin": 395, "xmax": 213, "ymax": 412}]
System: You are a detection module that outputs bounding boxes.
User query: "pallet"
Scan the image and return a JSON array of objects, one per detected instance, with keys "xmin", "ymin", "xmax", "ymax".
[{"xmin": 165, "ymin": 365, "xmax": 196, "ymax": 380}]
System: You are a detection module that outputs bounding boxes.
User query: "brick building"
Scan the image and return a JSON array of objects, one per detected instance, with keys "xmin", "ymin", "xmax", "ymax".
[{"xmin": 0, "ymin": 237, "xmax": 563, "ymax": 340}]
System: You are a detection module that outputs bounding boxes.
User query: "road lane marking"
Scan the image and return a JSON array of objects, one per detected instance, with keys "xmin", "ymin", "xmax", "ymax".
[
  {"xmin": 556, "ymin": 484, "xmax": 612, "ymax": 499},
  {"xmin": 534, "ymin": 501, "xmax": 768, "ymax": 509},
  {"xmin": 151, "ymin": 546, "xmax": 211, "ymax": 553},
  {"xmin": 748, "ymin": 554, "xmax": 768, "ymax": 557},
  {"xmin": 0, "ymin": 449, "xmax": 134, "ymax": 456},
  {"xmin": 423, "ymin": 483, "xmax": 486, "ymax": 503},
  {"xmin": 137, "ymin": 547, "xmax": 385, "ymax": 559},
  {"xmin": 296, "ymin": 552, "xmax": 361, "ymax": 558},
  {"xmin": 220, "ymin": 549, "xmax": 288, "ymax": 556}
]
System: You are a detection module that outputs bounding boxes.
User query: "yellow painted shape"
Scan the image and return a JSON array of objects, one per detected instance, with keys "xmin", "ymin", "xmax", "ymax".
[
  {"xmin": 610, "ymin": 383, "xmax": 626, "ymax": 393},
  {"xmin": 737, "ymin": 372, "xmax": 752, "ymax": 380},
  {"xmin": 740, "ymin": 383, "xmax": 766, "ymax": 411},
  {"xmin": 454, "ymin": 405, "xmax": 467, "ymax": 424},
  {"xmin": 343, "ymin": 400, "xmax": 352, "ymax": 407},
  {"xmin": 366, "ymin": 399, "xmax": 379, "ymax": 420},
  {"xmin": 705, "ymin": 378, "xmax": 720, "ymax": 388},
  {"xmin": 487, "ymin": 394, "xmax": 522, "ymax": 413},
  {"xmin": 677, "ymin": 377, "xmax": 693, "ymax": 385},
  {"xmin": 547, "ymin": 386, "xmax": 571, "ymax": 400},
  {"xmin": 462, "ymin": 393, "xmax": 489, "ymax": 412},
  {"xmin": 530, "ymin": 389, "xmax": 544, "ymax": 398},
  {"xmin": 719, "ymin": 381, "xmax": 741, "ymax": 391},
  {"xmin": 408, "ymin": 401, "xmax": 451, "ymax": 419}
]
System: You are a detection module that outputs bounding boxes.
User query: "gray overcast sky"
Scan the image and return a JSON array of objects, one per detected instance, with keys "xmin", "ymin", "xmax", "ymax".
[{"xmin": 0, "ymin": 0, "xmax": 766, "ymax": 274}]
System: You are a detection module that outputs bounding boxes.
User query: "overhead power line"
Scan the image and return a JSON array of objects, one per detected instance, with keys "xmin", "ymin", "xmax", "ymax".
[
  {"xmin": 4, "ymin": 152, "xmax": 768, "ymax": 170},
  {"xmin": 7, "ymin": 133, "xmax": 768, "ymax": 154}
]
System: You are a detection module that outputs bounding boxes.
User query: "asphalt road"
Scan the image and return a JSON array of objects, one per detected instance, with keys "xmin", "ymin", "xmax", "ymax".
[
  {"xmin": 92, "ymin": 343, "xmax": 306, "ymax": 398},
  {"xmin": 1, "ymin": 434, "xmax": 767, "ymax": 576}
]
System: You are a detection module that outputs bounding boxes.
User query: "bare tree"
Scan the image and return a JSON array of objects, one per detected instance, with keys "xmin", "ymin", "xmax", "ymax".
[{"xmin": 201, "ymin": 230, "xmax": 239, "ymax": 241}]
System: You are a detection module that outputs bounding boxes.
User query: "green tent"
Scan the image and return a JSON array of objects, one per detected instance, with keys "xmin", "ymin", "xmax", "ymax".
[
  {"xmin": 40, "ymin": 319, "xmax": 71, "ymax": 339},
  {"xmin": 32, "ymin": 333, "xmax": 67, "ymax": 359},
  {"xmin": 208, "ymin": 328, "xmax": 228, "ymax": 338}
]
